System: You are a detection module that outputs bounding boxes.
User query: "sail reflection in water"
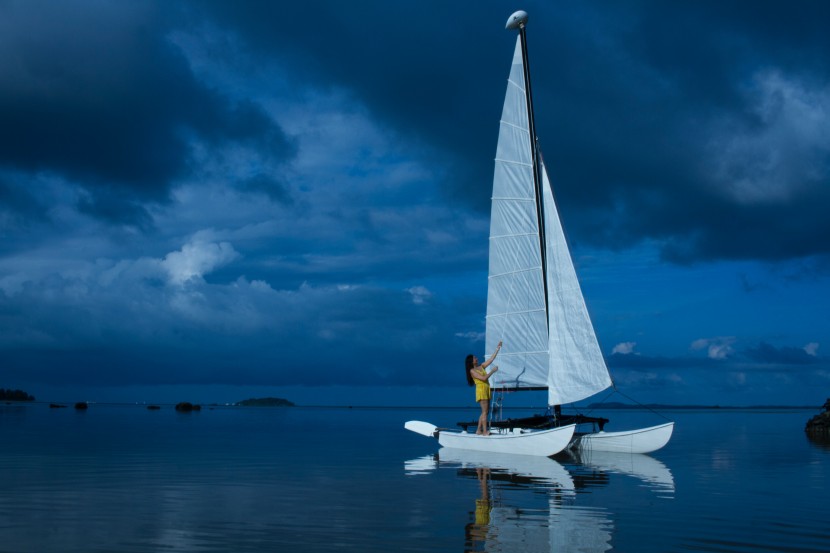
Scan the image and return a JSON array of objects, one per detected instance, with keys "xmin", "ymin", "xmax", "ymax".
[{"xmin": 406, "ymin": 448, "xmax": 676, "ymax": 552}]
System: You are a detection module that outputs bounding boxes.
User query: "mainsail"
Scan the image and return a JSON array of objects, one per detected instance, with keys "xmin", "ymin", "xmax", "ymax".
[{"xmin": 486, "ymin": 36, "xmax": 613, "ymax": 406}]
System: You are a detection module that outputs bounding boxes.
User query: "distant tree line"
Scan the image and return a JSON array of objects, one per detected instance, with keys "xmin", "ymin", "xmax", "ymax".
[
  {"xmin": 236, "ymin": 397, "xmax": 294, "ymax": 407},
  {"xmin": 0, "ymin": 388, "xmax": 35, "ymax": 401}
]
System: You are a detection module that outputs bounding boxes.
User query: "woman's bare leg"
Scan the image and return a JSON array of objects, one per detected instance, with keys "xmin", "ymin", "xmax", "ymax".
[{"xmin": 478, "ymin": 399, "xmax": 490, "ymax": 435}]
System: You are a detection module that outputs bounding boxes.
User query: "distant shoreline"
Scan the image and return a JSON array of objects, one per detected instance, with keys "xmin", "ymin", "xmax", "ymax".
[
  {"xmin": 3, "ymin": 401, "xmax": 822, "ymax": 410},
  {"xmin": 585, "ymin": 402, "xmax": 822, "ymax": 410}
]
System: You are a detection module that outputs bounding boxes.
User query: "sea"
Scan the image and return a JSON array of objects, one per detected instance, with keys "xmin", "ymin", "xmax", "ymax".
[{"xmin": 1, "ymin": 403, "xmax": 828, "ymax": 552}]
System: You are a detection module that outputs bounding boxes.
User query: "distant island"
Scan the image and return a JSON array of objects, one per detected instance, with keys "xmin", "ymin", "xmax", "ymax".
[
  {"xmin": 0, "ymin": 388, "xmax": 35, "ymax": 402},
  {"xmin": 235, "ymin": 397, "xmax": 295, "ymax": 407}
]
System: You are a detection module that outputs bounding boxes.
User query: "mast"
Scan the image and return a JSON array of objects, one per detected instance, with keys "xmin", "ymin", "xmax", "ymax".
[
  {"xmin": 490, "ymin": 11, "xmax": 614, "ymax": 404},
  {"xmin": 506, "ymin": 10, "xmax": 549, "ymax": 331}
]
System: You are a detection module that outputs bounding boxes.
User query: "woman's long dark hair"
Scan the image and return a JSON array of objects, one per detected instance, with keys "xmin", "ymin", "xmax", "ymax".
[{"xmin": 465, "ymin": 354, "xmax": 476, "ymax": 386}]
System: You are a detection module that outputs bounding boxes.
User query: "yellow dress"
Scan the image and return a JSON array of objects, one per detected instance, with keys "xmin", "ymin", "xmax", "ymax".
[
  {"xmin": 475, "ymin": 498, "xmax": 491, "ymax": 525},
  {"xmin": 473, "ymin": 368, "xmax": 490, "ymax": 402}
]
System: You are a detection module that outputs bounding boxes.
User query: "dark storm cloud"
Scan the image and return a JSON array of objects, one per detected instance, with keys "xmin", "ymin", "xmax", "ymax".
[
  {"xmin": 4, "ymin": 0, "xmax": 826, "ymax": 259},
  {"xmin": 0, "ymin": 173, "xmax": 44, "ymax": 224},
  {"xmin": 193, "ymin": 1, "xmax": 830, "ymax": 264},
  {"xmin": 530, "ymin": 1, "xmax": 830, "ymax": 264},
  {"xmin": 237, "ymin": 173, "xmax": 293, "ymax": 204},
  {"xmin": 0, "ymin": 1, "xmax": 293, "ymax": 221},
  {"xmin": 76, "ymin": 188, "xmax": 154, "ymax": 228},
  {"xmin": 193, "ymin": 0, "xmax": 508, "ymax": 210}
]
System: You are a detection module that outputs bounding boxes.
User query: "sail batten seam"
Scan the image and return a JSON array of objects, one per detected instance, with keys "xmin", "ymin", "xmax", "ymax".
[
  {"xmin": 486, "ymin": 307, "xmax": 546, "ymax": 318},
  {"xmin": 494, "ymin": 158, "xmax": 532, "ymax": 167},
  {"xmin": 499, "ymin": 120, "xmax": 529, "ymax": 133},
  {"xmin": 490, "ymin": 232, "xmax": 539, "ymax": 239},
  {"xmin": 487, "ymin": 350, "xmax": 548, "ymax": 356},
  {"xmin": 490, "ymin": 197, "xmax": 535, "ymax": 202},
  {"xmin": 488, "ymin": 266, "xmax": 543, "ymax": 278},
  {"xmin": 506, "ymin": 78, "xmax": 526, "ymax": 94}
]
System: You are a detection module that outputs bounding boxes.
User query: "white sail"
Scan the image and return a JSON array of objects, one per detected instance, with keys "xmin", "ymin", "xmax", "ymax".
[
  {"xmin": 541, "ymin": 163, "xmax": 613, "ymax": 404},
  {"xmin": 486, "ymin": 37, "xmax": 549, "ymax": 390},
  {"xmin": 487, "ymin": 37, "xmax": 613, "ymax": 405}
]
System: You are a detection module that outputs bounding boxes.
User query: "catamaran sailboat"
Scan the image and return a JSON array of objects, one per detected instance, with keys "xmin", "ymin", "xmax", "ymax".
[{"xmin": 406, "ymin": 10, "xmax": 673, "ymax": 456}]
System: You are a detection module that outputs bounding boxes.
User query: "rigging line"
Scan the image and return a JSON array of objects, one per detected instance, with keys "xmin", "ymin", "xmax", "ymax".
[
  {"xmin": 614, "ymin": 388, "xmax": 674, "ymax": 422},
  {"xmin": 510, "ymin": 366, "xmax": 528, "ymax": 390},
  {"xmin": 489, "ymin": 388, "xmax": 503, "ymax": 423},
  {"xmin": 575, "ymin": 389, "xmax": 619, "ymax": 417}
]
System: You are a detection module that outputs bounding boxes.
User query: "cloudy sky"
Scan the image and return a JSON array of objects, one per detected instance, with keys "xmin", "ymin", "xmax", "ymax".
[{"xmin": 2, "ymin": 0, "xmax": 828, "ymax": 407}]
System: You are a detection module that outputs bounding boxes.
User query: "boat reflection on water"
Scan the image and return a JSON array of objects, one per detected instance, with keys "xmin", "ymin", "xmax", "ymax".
[
  {"xmin": 405, "ymin": 449, "xmax": 613, "ymax": 552},
  {"xmin": 557, "ymin": 450, "xmax": 675, "ymax": 497},
  {"xmin": 437, "ymin": 448, "xmax": 576, "ymax": 491}
]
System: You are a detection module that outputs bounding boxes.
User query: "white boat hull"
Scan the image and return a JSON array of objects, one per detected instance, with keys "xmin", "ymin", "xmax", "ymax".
[
  {"xmin": 569, "ymin": 422, "xmax": 674, "ymax": 454},
  {"xmin": 404, "ymin": 422, "xmax": 576, "ymax": 457}
]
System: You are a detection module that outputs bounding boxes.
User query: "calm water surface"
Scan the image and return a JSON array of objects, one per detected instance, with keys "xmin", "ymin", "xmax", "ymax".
[{"xmin": 0, "ymin": 404, "xmax": 828, "ymax": 552}]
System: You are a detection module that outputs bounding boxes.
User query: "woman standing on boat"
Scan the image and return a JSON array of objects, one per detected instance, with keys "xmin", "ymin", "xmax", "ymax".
[{"xmin": 466, "ymin": 341, "xmax": 502, "ymax": 436}]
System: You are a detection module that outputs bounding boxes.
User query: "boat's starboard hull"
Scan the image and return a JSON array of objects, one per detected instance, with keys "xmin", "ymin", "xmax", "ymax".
[{"xmin": 569, "ymin": 422, "xmax": 674, "ymax": 454}]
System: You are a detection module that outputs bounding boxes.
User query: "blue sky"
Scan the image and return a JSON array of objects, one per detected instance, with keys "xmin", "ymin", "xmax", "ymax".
[{"xmin": 1, "ymin": 1, "xmax": 828, "ymax": 407}]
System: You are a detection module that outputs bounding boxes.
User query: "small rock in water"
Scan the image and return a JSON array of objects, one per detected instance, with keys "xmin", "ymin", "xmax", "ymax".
[
  {"xmin": 175, "ymin": 402, "xmax": 201, "ymax": 412},
  {"xmin": 74, "ymin": 402, "xmax": 88, "ymax": 410}
]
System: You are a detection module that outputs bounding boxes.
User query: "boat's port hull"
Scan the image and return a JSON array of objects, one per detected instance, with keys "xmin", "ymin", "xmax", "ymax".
[
  {"xmin": 569, "ymin": 422, "xmax": 674, "ymax": 454},
  {"xmin": 436, "ymin": 424, "xmax": 576, "ymax": 457}
]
